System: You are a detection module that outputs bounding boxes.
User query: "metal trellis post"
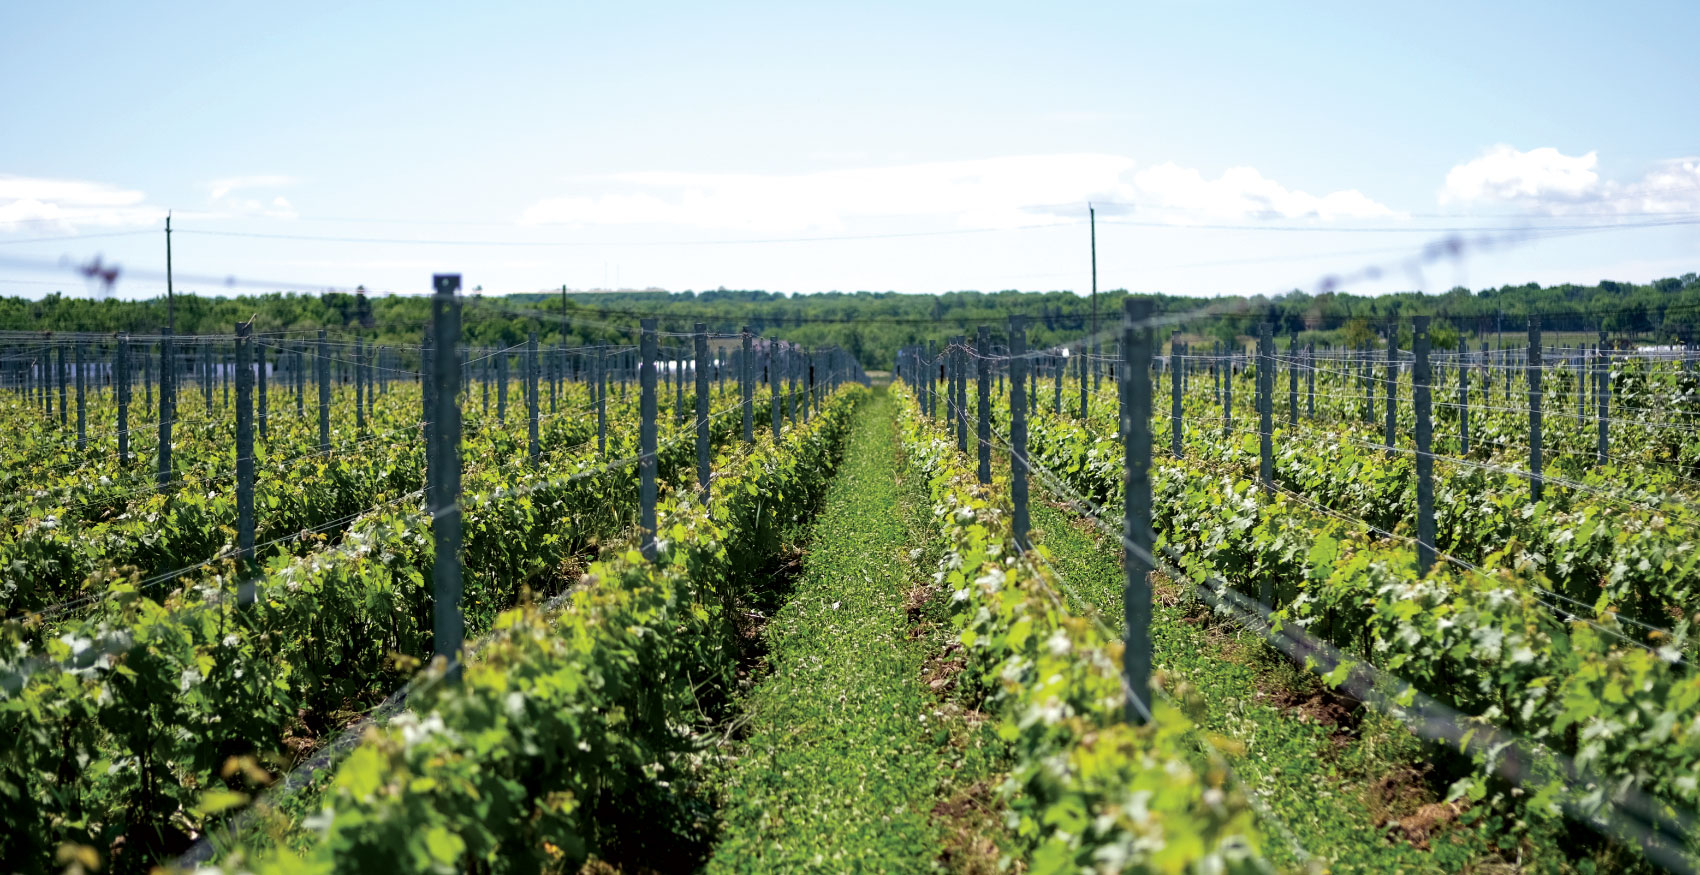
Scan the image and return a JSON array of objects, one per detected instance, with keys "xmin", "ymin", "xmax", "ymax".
[
  {"xmin": 1123, "ymin": 297, "xmax": 1153, "ymax": 724},
  {"xmin": 117, "ymin": 335, "xmax": 130, "ymax": 464},
  {"xmin": 236, "ymin": 322, "xmax": 256, "ymax": 594},
  {"xmin": 1384, "ymin": 338, "xmax": 1397, "ymax": 452},
  {"xmin": 1307, "ymin": 342, "xmax": 1315, "ymax": 419},
  {"xmin": 742, "ymin": 329, "xmax": 754, "ymax": 445},
  {"xmin": 1459, "ymin": 341, "xmax": 1470, "ymax": 455},
  {"xmin": 74, "ymin": 341, "xmax": 86, "ymax": 451},
  {"xmin": 771, "ymin": 342, "xmax": 783, "ymax": 441},
  {"xmin": 528, "ymin": 332, "xmax": 540, "ymax": 466},
  {"xmin": 596, "ymin": 345, "xmax": 608, "ymax": 457},
  {"xmin": 1528, "ymin": 317, "xmax": 1543, "ymax": 502},
  {"xmin": 498, "ymin": 344, "xmax": 509, "ymax": 424},
  {"xmin": 640, "ymin": 319, "xmax": 659, "ymax": 562},
  {"xmin": 1171, "ymin": 334, "xmax": 1184, "ymax": 458},
  {"xmin": 696, "ymin": 323, "xmax": 711, "ymax": 494},
  {"xmin": 1288, "ymin": 332, "xmax": 1298, "ymax": 426},
  {"xmin": 429, "ymin": 274, "xmax": 464, "ymax": 684},
  {"xmin": 317, "ymin": 329, "xmax": 331, "ymax": 453},
  {"xmin": 158, "ymin": 333, "xmax": 174, "ymax": 488},
  {"xmin": 1010, "ymin": 316, "xmax": 1030, "ymax": 552},
  {"xmin": 1413, "ymin": 317, "xmax": 1435, "ymax": 576},
  {"xmin": 977, "ymin": 326, "xmax": 992, "ymax": 485},
  {"xmin": 355, "ymin": 338, "xmax": 366, "ymax": 432},
  {"xmin": 257, "ymin": 342, "xmax": 268, "ymax": 440},
  {"xmin": 1259, "ymin": 324, "xmax": 1273, "ymax": 492},
  {"xmin": 1597, "ymin": 330, "xmax": 1609, "ymax": 464}
]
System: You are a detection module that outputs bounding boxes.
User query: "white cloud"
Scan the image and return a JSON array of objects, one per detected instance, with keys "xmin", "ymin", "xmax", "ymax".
[
  {"xmin": 1440, "ymin": 145, "xmax": 1700, "ymax": 214},
  {"xmin": 1440, "ymin": 146, "xmax": 1599, "ymax": 205},
  {"xmin": 0, "ymin": 175, "xmax": 156, "ymax": 231},
  {"xmin": 1620, "ymin": 158, "xmax": 1700, "ymax": 212},
  {"xmin": 205, "ymin": 175, "xmax": 298, "ymax": 219},
  {"xmin": 0, "ymin": 171, "xmax": 304, "ymax": 235},
  {"xmin": 518, "ymin": 153, "xmax": 1395, "ymax": 232},
  {"xmin": 1132, "ymin": 163, "xmax": 1396, "ymax": 221}
]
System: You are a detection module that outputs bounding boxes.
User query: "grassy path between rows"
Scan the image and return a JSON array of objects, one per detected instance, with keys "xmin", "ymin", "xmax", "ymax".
[
  {"xmin": 702, "ymin": 391, "xmax": 1003, "ymax": 873},
  {"xmin": 1025, "ymin": 499, "xmax": 1606, "ymax": 874}
]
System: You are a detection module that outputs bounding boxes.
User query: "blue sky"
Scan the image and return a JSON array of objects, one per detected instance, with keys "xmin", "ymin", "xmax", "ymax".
[{"xmin": 1, "ymin": 0, "xmax": 1696, "ymax": 301}]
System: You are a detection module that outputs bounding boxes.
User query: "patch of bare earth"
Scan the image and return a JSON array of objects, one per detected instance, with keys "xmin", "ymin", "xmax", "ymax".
[
  {"xmin": 899, "ymin": 520, "xmax": 1014, "ymax": 872},
  {"xmin": 932, "ymin": 780, "xmax": 1010, "ymax": 875},
  {"xmin": 1369, "ymin": 764, "xmax": 1466, "ymax": 849},
  {"xmin": 1268, "ymin": 686, "xmax": 1362, "ymax": 746}
]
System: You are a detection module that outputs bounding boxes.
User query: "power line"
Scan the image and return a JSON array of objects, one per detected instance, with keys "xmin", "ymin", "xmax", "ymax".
[
  {"xmin": 174, "ymin": 222, "xmax": 1089, "ymax": 248},
  {"xmin": 0, "ymin": 230, "xmax": 157, "ymax": 247},
  {"xmin": 1101, "ymin": 214, "xmax": 1700, "ymax": 234}
]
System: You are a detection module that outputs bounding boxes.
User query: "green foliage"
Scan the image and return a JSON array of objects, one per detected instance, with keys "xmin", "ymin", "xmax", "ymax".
[
  {"xmin": 0, "ymin": 373, "xmax": 815, "ymax": 873},
  {"xmin": 10, "ymin": 269, "xmax": 1699, "ymax": 371},
  {"xmin": 705, "ymin": 392, "xmax": 990, "ymax": 871},
  {"xmin": 203, "ymin": 386, "xmax": 863, "ymax": 873},
  {"xmin": 1341, "ymin": 318, "xmax": 1376, "ymax": 349},
  {"xmin": 895, "ymin": 385, "xmax": 1268, "ymax": 873},
  {"xmin": 1023, "ymin": 499, "xmax": 1524, "ymax": 871},
  {"xmin": 1010, "ymin": 370, "xmax": 1700, "ymax": 866}
]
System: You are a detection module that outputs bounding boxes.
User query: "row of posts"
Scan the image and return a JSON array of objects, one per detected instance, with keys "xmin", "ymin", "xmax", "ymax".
[
  {"xmin": 1182, "ymin": 318, "xmax": 1615, "ymax": 538},
  {"xmin": 5, "ymin": 331, "xmax": 389, "ymax": 480},
  {"xmin": 53, "ymin": 277, "xmax": 867, "ymax": 684},
  {"xmin": 9, "ymin": 332, "xmax": 711, "ymax": 472},
  {"xmin": 12, "ymin": 329, "xmax": 823, "ymax": 485},
  {"xmin": 1167, "ymin": 318, "xmax": 1569, "ymax": 579},
  {"xmin": 415, "ymin": 279, "xmax": 863, "ymax": 681},
  {"xmin": 898, "ymin": 301, "xmax": 1157, "ymax": 725},
  {"xmin": 6, "ymin": 332, "xmax": 404, "ymax": 419},
  {"xmin": 897, "ymin": 307, "xmax": 1629, "ymax": 727}
]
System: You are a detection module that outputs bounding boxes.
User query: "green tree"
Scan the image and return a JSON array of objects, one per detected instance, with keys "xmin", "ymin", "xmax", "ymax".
[{"xmin": 1342, "ymin": 318, "xmax": 1376, "ymax": 348}]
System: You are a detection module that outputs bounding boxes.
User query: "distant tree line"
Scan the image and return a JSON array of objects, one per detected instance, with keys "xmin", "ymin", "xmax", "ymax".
[{"xmin": 3, "ymin": 271, "xmax": 1695, "ymax": 369}]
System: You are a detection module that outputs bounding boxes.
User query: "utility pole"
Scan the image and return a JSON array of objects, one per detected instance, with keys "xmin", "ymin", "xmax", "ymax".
[
  {"xmin": 165, "ymin": 212, "xmax": 175, "ymax": 335},
  {"xmin": 561, "ymin": 284, "xmax": 568, "ymax": 344},
  {"xmin": 1089, "ymin": 203, "xmax": 1097, "ymax": 369}
]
